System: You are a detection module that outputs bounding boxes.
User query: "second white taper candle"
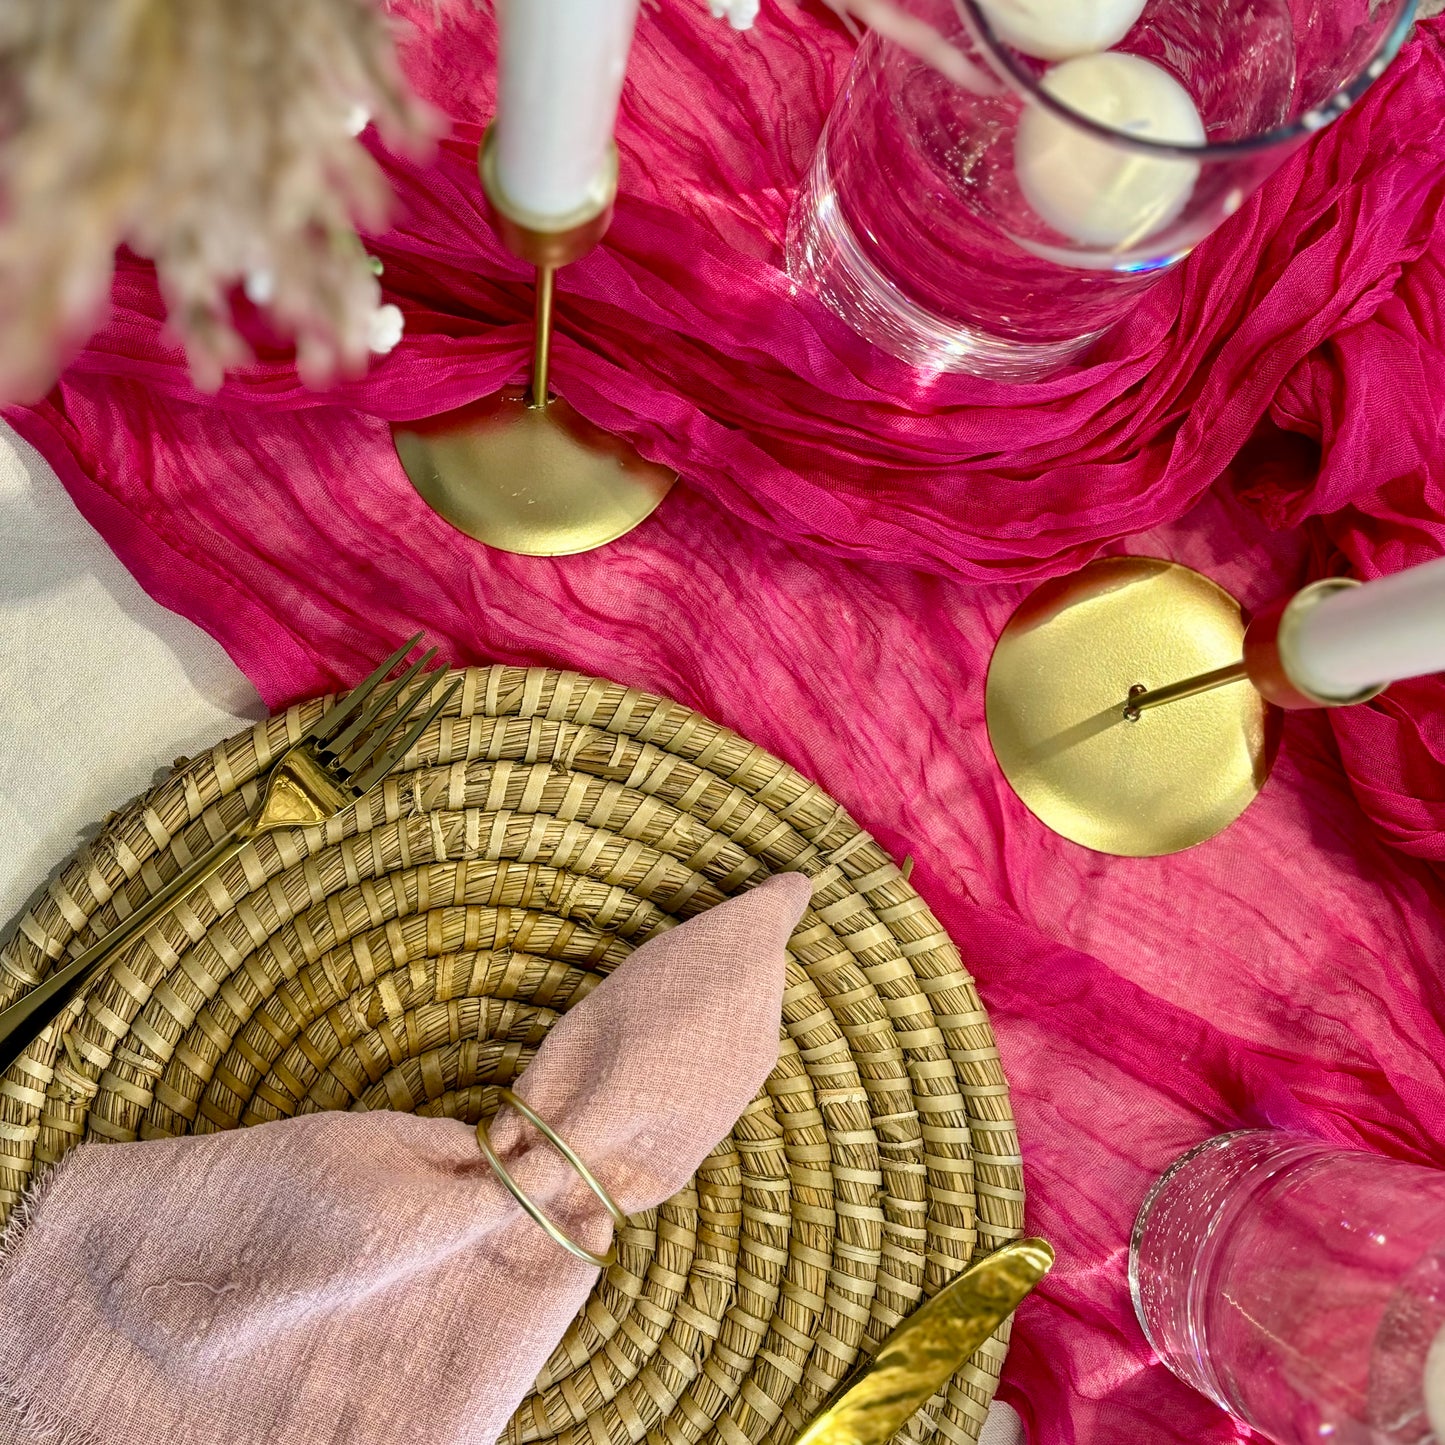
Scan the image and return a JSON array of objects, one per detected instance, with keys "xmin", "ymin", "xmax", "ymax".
[{"xmin": 1290, "ymin": 556, "xmax": 1445, "ymax": 698}]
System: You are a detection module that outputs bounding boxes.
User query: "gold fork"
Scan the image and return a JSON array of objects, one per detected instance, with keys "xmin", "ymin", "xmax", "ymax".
[{"xmin": 0, "ymin": 637, "xmax": 461, "ymax": 1074}]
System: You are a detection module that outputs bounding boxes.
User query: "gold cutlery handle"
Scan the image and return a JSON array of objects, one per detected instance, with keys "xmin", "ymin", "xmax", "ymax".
[
  {"xmin": 0, "ymin": 828, "xmax": 249, "ymax": 1074},
  {"xmin": 794, "ymin": 1238, "xmax": 1055, "ymax": 1445}
]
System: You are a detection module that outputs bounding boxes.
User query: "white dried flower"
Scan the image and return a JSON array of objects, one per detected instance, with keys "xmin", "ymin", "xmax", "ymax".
[
  {"xmin": 367, "ymin": 302, "xmax": 405, "ymax": 354},
  {"xmin": 0, "ymin": 0, "xmax": 439, "ymax": 400},
  {"xmin": 243, "ymin": 270, "xmax": 277, "ymax": 307},
  {"xmin": 707, "ymin": 0, "xmax": 761, "ymax": 29}
]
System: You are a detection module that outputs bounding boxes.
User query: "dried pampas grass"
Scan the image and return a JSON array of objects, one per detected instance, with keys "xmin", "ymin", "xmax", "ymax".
[{"xmin": 0, "ymin": 0, "xmax": 437, "ymax": 398}]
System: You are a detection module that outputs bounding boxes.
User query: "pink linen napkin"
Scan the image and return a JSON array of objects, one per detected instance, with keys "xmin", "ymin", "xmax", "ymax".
[{"xmin": 0, "ymin": 872, "xmax": 811, "ymax": 1445}]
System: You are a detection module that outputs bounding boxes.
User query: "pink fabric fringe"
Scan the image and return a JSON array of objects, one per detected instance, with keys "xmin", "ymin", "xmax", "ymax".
[{"xmin": 7, "ymin": 5, "xmax": 1445, "ymax": 1442}]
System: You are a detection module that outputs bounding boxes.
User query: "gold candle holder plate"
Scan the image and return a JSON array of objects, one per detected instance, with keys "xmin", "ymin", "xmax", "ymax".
[
  {"xmin": 985, "ymin": 557, "xmax": 1281, "ymax": 857},
  {"xmin": 391, "ymin": 126, "xmax": 676, "ymax": 557},
  {"xmin": 394, "ymin": 390, "xmax": 675, "ymax": 557}
]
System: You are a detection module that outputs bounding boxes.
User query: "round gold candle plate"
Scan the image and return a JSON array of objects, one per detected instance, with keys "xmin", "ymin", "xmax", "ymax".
[
  {"xmin": 0, "ymin": 666, "xmax": 1022, "ymax": 1445},
  {"xmin": 986, "ymin": 557, "xmax": 1280, "ymax": 857},
  {"xmin": 392, "ymin": 393, "xmax": 675, "ymax": 557}
]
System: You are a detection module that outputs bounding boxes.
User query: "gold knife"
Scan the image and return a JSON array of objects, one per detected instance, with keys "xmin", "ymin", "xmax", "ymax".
[{"xmin": 794, "ymin": 1238, "xmax": 1055, "ymax": 1445}]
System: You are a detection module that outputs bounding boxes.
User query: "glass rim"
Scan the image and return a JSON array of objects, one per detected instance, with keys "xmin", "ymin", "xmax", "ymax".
[{"xmin": 949, "ymin": 0, "xmax": 1420, "ymax": 160}]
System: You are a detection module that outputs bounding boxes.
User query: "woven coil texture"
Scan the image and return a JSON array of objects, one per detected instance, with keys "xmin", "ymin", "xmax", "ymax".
[{"xmin": 0, "ymin": 666, "xmax": 1024, "ymax": 1445}]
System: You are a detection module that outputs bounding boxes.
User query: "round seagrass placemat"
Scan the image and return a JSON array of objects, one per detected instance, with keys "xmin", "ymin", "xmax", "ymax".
[{"xmin": 0, "ymin": 666, "xmax": 1024, "ymax": 1445}]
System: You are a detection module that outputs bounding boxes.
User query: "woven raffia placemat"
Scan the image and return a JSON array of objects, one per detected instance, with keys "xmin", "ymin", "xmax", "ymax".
[{"xmin": 0, "ymin": 666, "xmax": 1023, "ymax": 1445}]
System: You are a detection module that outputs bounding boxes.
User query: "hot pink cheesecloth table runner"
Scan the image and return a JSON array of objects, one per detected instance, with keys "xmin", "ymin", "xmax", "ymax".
[{"xmin": 6, "ymin": 5, "xmax": 1445, "ymax": 1443}]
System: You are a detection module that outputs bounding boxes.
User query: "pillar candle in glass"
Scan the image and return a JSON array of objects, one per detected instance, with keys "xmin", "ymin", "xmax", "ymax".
[
  {"xmin": 786, "ymin": 0, "xmax": 1418, "ymax": 381},
  {"xmin": 1131, "ymin": 1131, "xmax": 1445, "ymax": 1444}
]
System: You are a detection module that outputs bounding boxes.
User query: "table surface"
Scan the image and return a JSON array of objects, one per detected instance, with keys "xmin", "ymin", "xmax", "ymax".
[{"xmin": 0, "ymin": 418, "xmax": 1026, "ymax": 1445}]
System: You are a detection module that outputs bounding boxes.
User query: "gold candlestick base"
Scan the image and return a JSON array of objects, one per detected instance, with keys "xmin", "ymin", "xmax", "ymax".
[
  {"xmin": 985, "ymin": 557, "xmax": 1281, "ymax": 857},
  {"xmin": 393, "ymin": 389, "xmax": 675, "ymax": 557},
  {"xmin": 392, "ymin": 126, "xmax": 676, "ymax": 557}
]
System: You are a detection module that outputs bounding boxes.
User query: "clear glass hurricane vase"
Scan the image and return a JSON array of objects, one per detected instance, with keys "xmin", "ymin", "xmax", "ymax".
[{"xmin": 786, "ymin": 0, "xmax": 1419, "ymax": 381}]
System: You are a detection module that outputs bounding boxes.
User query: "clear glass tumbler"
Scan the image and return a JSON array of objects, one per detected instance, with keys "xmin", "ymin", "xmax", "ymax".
[
  {"xmin": 1131, "ymin": 1131, "xmax": 1445, "ymax": 1445},
  {"xmin": 786, "ymin": 0, "xmax": 1418, "ymax": 380}
]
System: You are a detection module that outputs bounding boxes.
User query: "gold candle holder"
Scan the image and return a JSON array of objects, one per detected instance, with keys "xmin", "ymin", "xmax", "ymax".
[
  {"xmin": 391, "ymin": 128, "xmax": 676, "ymax": 557},
  {"xmin": 984, "ymin": 559, "xmax": 1384, "ymax": 858}
]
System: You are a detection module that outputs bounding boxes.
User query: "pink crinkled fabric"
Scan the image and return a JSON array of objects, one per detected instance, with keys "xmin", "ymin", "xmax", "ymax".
[{"xmin": 6, "ymin": 5, "xmax": 1445, "ymax": 1443}]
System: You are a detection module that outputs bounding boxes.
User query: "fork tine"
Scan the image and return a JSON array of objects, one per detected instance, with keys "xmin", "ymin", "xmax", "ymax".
[
  {"xmin": 351, "ymin": 679, "xmax": 463, "ymax": 794},
  {"xmin": 325, "ymin": 648, "xmax": 438, "ymax": 758},
  {"xmin": 304, "ymin": 635, "xmax": 422, "ymax": 746},
  {"xmin": 335, "ymin": 664, "xmax": 443, "ymax": 778}
]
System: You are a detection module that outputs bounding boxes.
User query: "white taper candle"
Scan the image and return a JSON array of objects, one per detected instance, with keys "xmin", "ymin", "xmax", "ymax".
[
  {"xmin": 495, "ymin": 0, "xmax": 641, "ymax": 220},
  {"xmin": 1289, "ymin": 557, "xmax": 1445, "ymax": 698}
]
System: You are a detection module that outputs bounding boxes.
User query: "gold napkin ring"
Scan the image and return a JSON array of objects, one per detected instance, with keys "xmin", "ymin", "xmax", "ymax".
[{"xmin": 476, "ymin": 1087, "xmax": 628, "ymax": 1269}]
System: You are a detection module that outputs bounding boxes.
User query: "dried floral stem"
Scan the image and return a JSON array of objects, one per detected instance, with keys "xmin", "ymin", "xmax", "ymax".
[
  {"xmin": 818, "ymin": 0, "xmax": 997, "ymax": 93},
  {"xmin": 0, "ymin": 0, "xmax": 438, "ymax": 398}
]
